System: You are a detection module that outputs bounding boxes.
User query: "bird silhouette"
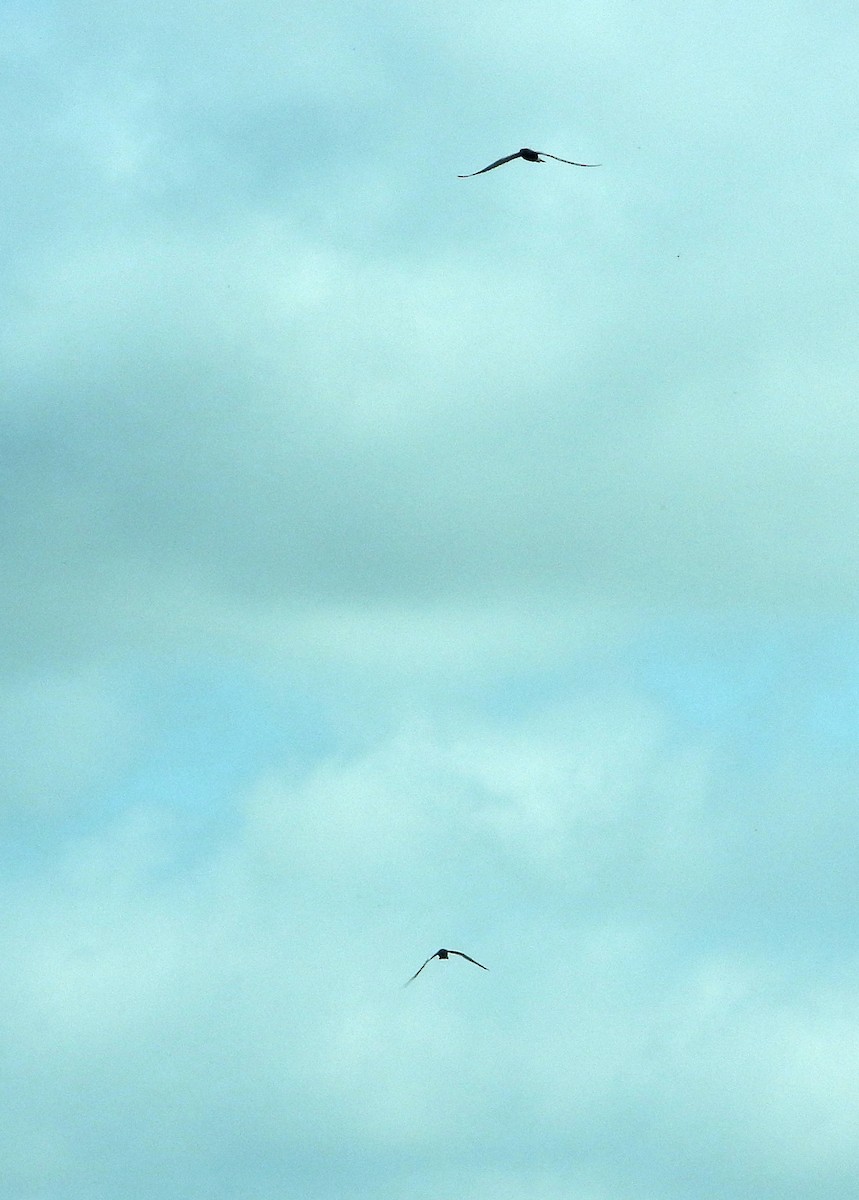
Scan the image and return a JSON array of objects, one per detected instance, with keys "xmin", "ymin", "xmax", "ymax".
[
  {"xmin": 405, "ymin": 948, "xmax": 489, "ymax": 985},
  {"xmin": 458, "ymin": 147, "xmax": 600, "ymax": 177}
]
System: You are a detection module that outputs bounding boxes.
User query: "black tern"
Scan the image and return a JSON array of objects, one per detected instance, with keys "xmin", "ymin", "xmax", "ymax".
[
  {"xmin": 405, "ymin": 948, "xmax": 489, "ymax": 985},
  {"xmin": 458, "ymin": 147, "xmax": 599, "ymax": 177}
]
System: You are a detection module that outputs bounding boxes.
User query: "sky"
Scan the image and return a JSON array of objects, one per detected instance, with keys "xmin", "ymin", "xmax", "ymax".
[{"xmin": 2, "ymin": 1, "xmax": 859, "ymax": 1197}]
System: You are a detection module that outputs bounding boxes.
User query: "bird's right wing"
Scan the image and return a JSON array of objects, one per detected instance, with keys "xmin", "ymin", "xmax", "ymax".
[
  {"xmin": 450, "ymin": 950, "xmax": 489, "ymax": 970},
  {"xmin": 539, "ymin": 153, "xmax": 601, "ymax": 167},
  {"xmin": 458, "ymin": 152, "xmax": 522, "ymax": 178},
  {"xmin": 404, "ymin": 954, "xmax": 435, "ymax": 985}
]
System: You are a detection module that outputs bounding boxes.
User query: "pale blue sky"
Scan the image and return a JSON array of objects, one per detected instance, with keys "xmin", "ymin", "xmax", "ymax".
[{"xmin": 2, "ymin": 2, "xmax": 859, "ymax": 1197}]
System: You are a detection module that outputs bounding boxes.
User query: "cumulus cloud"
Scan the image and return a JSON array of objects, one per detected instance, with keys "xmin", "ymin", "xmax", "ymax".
[{"xmin": 3, "ymin": 705, "xmax": 858, "ymax": 1198}]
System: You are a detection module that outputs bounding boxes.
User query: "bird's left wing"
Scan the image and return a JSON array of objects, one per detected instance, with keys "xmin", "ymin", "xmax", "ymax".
[
  {"xmin": 538, "ymin": 153, "xmax": 601, "ymax": 167},
  {"xmin": 404, "ymin": 954, "xmax": 436, "ymax": 985},
  {"xmin": 449, "ymin": 950, "xmax": 489, "ymax": 970},
  {"xmin": 458, "ymin": 152, "xmax": 522, "ymax": 178}
]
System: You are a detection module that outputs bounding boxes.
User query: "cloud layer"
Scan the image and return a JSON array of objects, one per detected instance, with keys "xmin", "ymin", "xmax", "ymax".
[{"xmin": 2, "ymin": 2, "xmax": 859, "ymax": 1197}]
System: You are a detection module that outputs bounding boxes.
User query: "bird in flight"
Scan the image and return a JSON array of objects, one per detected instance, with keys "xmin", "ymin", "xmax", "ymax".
[
  {"xmin": 405, "ymin": 948, "xmax": 489, "ymax": 985},
  {"xmin": 458, "ymin": 147, "xmax": 600, "ymax": 177}
]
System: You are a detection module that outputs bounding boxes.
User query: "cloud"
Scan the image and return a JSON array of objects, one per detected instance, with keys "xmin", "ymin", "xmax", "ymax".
[
  {"xmin": 2, "ymin": 702, "xmax": 858, "ymax": 1197},
  {"xmin": 4, "ymin": 197, "xmax": 857, "ymax": 686},
  {"xmin": 0, "ymin": 669, "xmax": 139, "ymax": 821},
  {"xmin": 2, "ymin": 4, "xmax": 859, "ymax": 1197}
]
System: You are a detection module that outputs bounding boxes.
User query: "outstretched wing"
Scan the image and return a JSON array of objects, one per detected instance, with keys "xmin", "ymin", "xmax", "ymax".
[
  {"xmin": 404, "ymin": 953, "xmax": 437, "ymax": 985},
  {"xmin": 538, "ymin": 152, "xmax": 601, "ymax": 167},
  {"xmin": 449, "ymin": 950, "xmax": 489, "ymax": 971},
  {"xmin": 458, "ymin": 151, "xmax": 523, "ymax": 178}
]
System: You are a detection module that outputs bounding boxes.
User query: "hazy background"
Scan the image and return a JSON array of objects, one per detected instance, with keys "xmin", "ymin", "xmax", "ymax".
[{"xmin": 2, "ymin": 2, "xmax": 858, "ymax": 1197}]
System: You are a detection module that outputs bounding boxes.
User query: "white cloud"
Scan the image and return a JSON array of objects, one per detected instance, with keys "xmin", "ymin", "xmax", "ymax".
[{"xmin": 2, "ymin": 691, "xmax": 858, "ymax": 1197}]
